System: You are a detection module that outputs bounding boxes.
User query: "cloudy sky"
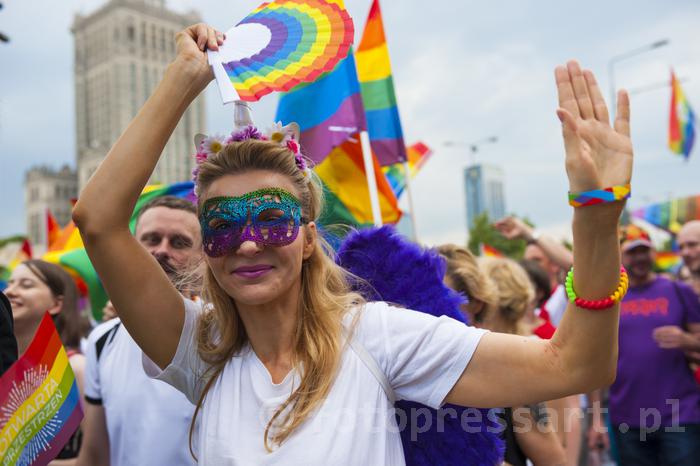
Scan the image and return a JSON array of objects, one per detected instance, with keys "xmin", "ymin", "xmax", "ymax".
[{"xmin": 1, "ymin": 0, "xmax": 699, "ymax": 245}]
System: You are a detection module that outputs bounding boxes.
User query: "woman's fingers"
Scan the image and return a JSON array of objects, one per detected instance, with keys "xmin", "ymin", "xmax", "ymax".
[
  {"xmin": 207, "ymin": 25, "xmax": 220, "ymax": 51},
  {"xmin": 614, "ymin": 90, "xmax": 631, "ymax": 137},
  {"xmin": 194, "ymin": 23, "xmax": 208, "ymax": 51},
  {"xmin": 584, "ymin": 70, "xmax": 610, "ymax": 125},
  {"xmin": 184, "ymin": 23, "xmax": 224, "ymax": 51},
  {"xmin": 557, "ymin": 107, "xmax": 582, "ymax": 159},
  {"xmin": 568, "ymin": 61, "xmax": 595, "ymax": 120},
  {"xmin": 555, "ymin": 65, "xmax": 580, "ymax": 119}
]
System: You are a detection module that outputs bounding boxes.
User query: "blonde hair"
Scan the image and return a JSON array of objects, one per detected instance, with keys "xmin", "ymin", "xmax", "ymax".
[
  {"xmin": 437, "ymin": 244, "xmax": 499, "ymax": 316},
  {"xmin": 192, "ymin": 139, "xmax": 363, "ymax": 453},
  {"xmin": 479, "ymin": 257, "xmax": 534, "ymax": 335}
]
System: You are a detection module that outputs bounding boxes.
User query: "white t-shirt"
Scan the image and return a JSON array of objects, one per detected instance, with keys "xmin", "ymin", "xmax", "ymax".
[
  {"xmin": 85, "ymin": 319, "xmax": 197, "ymax": 466},
  {"xmin": 143, "ymin": 299, "xmax": 487, "ymax": 466}
]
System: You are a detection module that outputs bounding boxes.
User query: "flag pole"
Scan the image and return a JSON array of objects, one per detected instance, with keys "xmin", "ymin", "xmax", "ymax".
[
  {"xmin": 359, "ymin": 131, "xmax": 383, "ymax": 227},
  {"xmin": 401, "ymin": 161, "xmax": 418, "ymax": 241}
]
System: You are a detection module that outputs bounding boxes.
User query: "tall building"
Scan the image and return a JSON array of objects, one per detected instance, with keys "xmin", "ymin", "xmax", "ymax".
[
  {"xmin": 24, "ymin": 165, "xmax": 78, "ymax": 252},
  {"xmin": 464, "ymin": 164, "xmax": 506, "ymax": 230},
  {"xmin": 71, "ymin": 0, "xmax": 205, "ymax": 190}
]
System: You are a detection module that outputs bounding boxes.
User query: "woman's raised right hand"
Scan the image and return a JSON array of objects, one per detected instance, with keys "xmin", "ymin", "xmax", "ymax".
[{"xmin": 173, "ymin": 23, "xmax": 225, "ymax": 85}]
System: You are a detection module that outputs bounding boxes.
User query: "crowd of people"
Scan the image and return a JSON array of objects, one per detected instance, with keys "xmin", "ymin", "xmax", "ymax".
[{"xmin": 1, "ymin": 22, "xmax": 698, "ymax": 466}]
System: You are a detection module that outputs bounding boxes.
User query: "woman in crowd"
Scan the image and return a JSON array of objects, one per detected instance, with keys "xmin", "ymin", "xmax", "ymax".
[
  {"xmin": 481, "ymin": 257, "xmax": 568, "ymax": 465},
  {"xmin": 5, "ymin": 259, "xmax": 90, "ymax": 461},
  {"xmin": 73, "ymin": 23, "xmax": 633, "ymax": 464},
  {"xmin": 440, "ymin": 246, "xmax": 567, "ymax": 465},
  {"xmin": 438, "ymin": 243, "xmax": 498, "ymax": 326}
]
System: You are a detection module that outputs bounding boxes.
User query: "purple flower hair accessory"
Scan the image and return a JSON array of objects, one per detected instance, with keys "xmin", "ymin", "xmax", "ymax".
[{"xmin": 226, "ymin": 125, "xmax": 267, "ymax": 143}]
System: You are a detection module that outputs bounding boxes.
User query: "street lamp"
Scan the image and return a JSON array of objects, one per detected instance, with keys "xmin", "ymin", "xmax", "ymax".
[
  {"xmin": 608, "ymin": 39, "xmax": 669, "ymax": 116},
  {"xmin": 444, "ymin": 135, "xmax": 498, "ymax": 166}
]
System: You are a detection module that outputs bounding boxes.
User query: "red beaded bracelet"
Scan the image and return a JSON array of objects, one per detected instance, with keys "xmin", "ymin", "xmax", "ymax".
[{"xmin": 564, "ymin": 266, "xmax": 629, "ymax": 311}]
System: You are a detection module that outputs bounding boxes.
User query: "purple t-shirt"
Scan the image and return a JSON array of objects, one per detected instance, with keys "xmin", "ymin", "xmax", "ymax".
[{"xmin": 610, "ymin": 276, "xmax": 700, "ymax": 427}]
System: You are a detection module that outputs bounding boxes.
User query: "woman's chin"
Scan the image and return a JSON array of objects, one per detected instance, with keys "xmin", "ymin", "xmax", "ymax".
[{"xmin": 226, "ymin": 284, "xmax": 283, "ymax": 307}]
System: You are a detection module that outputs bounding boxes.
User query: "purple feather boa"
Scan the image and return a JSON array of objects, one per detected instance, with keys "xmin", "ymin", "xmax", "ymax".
[{"xmin": 337, "ymin": 226, "xmax": 504, "ymax": 466}]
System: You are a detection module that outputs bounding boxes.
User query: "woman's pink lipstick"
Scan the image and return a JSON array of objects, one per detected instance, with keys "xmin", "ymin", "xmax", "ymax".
[{"xmin": 233, "ymin": 264, "xmax": 273, "ymax": 279}]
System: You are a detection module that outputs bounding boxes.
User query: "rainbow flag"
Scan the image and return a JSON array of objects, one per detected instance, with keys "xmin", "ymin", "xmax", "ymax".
[
  {"xmin": 316, "ymin": 137, "xmax": 401, "ymax": 226},
  {"xmin": 631, "ymin": 194, "xmax": 700, "ymax": 233},
  {"xmin": 128, "ymin": 181, "xmax": 197, "ymax": 232},
  {"xmin": 276, "ymin": 15, "xmax": 400, "ymax": 227},
  {"xmin": 355, "ymin": 0, "xmax": 406, "ymax": 166},
  {"xmin": 669, "ymin": 70, "xmax": 696, "ymax": 159},
  {"xmin": 655, "ymin": 251, "xmax": 682, "ymax": 272},
  {"xmin": 0, "ymin": 313, "xmax": 83, "ymax": 465},
  {"xmin": 382, "ymin": 142, "xmax": 433, "ymax": 198},
  {"xmin": 0, "ymin": 238, "xmax": 32, "ymax": 290},
  {"xmin": 276, "ymin": 50, "xmax": 367, "ymax": 163},
  {"xmin": 46, "ymin": 210, "xmax": 60, "ymax": 250},
  {"xmin": 481, "ymin": 244, "xmax": 504, "ymax": 258}
]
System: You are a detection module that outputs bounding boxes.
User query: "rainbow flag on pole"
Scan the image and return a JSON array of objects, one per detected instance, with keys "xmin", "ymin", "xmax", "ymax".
[
  {"xmin": 382, "ymin": 142, "xmax": 433, "ymax": 198},
  {"xmin": 276, "ymin": 13, "xmax": 401, "ymax": 227},
  {"xmin": 355, "ymin": 0, "xmax": 406, "ymax": 166},
  {"xmin": 669, "ymin": 70, "xmax": 696, "ymax": 159},
  {"xmin": 316, "ymin": 137, "xmax": 401, "ymax": 226},
  {"xmin": 0, "ymin": 313, "xmax": 83, "ymax": 465}
]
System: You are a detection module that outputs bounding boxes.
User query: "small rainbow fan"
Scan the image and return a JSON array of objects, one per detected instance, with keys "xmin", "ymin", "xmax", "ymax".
[{"xmin": 208, "ymin": 0, "xmax": 354, "ymax": 103}]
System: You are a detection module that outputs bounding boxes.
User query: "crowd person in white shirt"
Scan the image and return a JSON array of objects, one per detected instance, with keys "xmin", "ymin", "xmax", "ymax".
[
  {"xmin": 76, "ymin": 196, "xmax": 201, "ymax": 466},
  {"xmin": 73, "ymin": 23, "xmax": 634, "ymax": 465}
]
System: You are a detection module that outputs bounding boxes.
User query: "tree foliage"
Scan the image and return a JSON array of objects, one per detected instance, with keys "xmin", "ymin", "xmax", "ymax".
[{"xmin": 467, "ymin": 212, "xmax": 527, "ymax": 258}]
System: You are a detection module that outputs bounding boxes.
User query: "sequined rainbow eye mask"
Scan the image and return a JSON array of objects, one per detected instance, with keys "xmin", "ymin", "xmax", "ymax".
[{"xmin": 199, "ymin": 188, "xmax": 304, "ymax": 257}]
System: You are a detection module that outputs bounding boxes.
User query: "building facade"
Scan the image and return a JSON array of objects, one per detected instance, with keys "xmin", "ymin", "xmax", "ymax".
[
  {"xmin": 71, "ymin": 0, "xmax": 205, "ymax": 189},
  {"xmin": 23, "ymin": 0, "xmax": 205, "ymax": 251},
  {"xmin": 24, "ymin": 165, "xmax": 78, "ymax": 252},
  {"xmin": 464, "ymin": 164, "xmax": 506, "ymax": 230}
]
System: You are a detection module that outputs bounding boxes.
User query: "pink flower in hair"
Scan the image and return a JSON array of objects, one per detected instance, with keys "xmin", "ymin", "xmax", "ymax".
[
  {"xmin": 287, "ymin": 139, "xmax": 299, "ymax": 154},
  {"xmin": 195, "ymin": 152, "xmax": 208, "ymax": 164}
]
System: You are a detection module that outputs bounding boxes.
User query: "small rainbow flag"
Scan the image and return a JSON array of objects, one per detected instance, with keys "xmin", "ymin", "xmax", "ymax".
[
  {"xmin": 382, "ymin": 142, "xmax": 433, "ymax": 198},
  {"xmin": 0, "ymin": 313, "xmax": 83, "ymax": 465},
  {"xmin": 655, "ymin": 251, "xmax": 682, "ymax": 272},
  {"xmin": 355, "ymin": 0, "xmax": 406, "ymax": 166},
  {"xmin": 669, "ymin": 70, "xmax": 696, "ymax": 159},
  {"xmin": 481, "ymin": 244, "xmax": 504, "ymax": 258},
  {"xmin": 46, "ymin": 211, "xmax": 60, "ymax": 250}
]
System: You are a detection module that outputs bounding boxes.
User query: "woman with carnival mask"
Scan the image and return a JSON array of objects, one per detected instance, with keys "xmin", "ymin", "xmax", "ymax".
[{"xmin": 74, "ymin": 24, "xmax": 633, "ymax": 464}]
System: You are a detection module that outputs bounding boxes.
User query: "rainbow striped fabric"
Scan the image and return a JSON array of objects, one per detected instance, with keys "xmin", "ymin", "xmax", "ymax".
[
  {"xmin": 276, "ymin": 50, "xmax": 367, "ymax": 163},
  {"xmin": 655, "ymin": 251, "xmax": 682, "ymax": 272},
  {"xmin": 316, "ymin": 137, "xmax": 401, "ymax": 227},
  {"xmin": 276, "ymin": 27, "xmax": 400, "ymax": 225},
  {"xmin": 669, "ymin": 70, "xmax": 696, "ymax": 159},
  {"xmin": 481, "ymin": 244, "xmax": 504, "ymax": 258},
  {"xmin": 0, "ymin": 313, "xmax": 83, "ymax": 465},
  {"xmin": 631, "ymin": 194, "xmax": 700, "ymax": 234},
  {"xmin": 382, "ymin": 142, "xmax": 432, "ymax": 198},
  {"xmin": 128, "ymin": 181, "xmax": 197, "ymax": 232},
  {"xmin": 355, "ymin": 0, "xmax": 406, "ymax": 166},
  {"xmin": 46, "ymin": 211, "xmax": 60, "ymax": 250},
  {"xmin": 221, "ymin": 0, "xmax": 354, "ymax": 102}
]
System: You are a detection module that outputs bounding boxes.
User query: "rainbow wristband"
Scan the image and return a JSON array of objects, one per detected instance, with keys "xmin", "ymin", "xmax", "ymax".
[
  {"xmin": 568, "ymin": 184, "xmax": 631, "ymax": 208},
  {"xmin": 565, "ymin": 266, "xmax": 629, "ymax": 311}
]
